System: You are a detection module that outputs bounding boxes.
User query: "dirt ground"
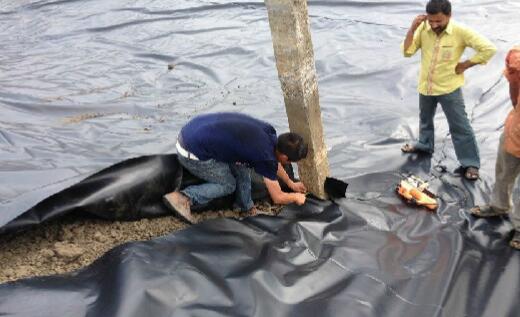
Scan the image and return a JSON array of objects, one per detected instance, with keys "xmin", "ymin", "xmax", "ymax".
[{"xmin": 0, "ymin": 202, "xmax": 281, "ymax": 284}]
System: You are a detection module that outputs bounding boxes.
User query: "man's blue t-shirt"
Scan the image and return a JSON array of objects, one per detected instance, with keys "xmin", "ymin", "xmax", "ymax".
[{"xmin": 180, "ymin": 112, "xmax": 278, "ymax": 180}]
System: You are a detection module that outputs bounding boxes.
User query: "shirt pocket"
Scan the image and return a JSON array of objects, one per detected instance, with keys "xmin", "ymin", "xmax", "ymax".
[
  {"xmin": 440, "ymin": 38, "xmax": 457, "ymax": 61},
  {"xmin": 440, "ymin": 44, "xmax": 455, "ymax": 61}
]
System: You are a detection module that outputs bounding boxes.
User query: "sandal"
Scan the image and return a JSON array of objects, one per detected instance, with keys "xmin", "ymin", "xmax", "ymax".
[
  {"xmin": 401, "ymin": 143, "xmax": 431, "ymax": 154},
  {"xmin": 401, "ymin": 143, "xmax": 417, "ymax": 153},
  {"xmin": 510, "ymin": 230, "xmax": 520, "ymax": 250},
  {"xmin": 469, "ymin": 205, "xmax": 508, "ymax": 217},
  {"xmin": 464, "ymin": 166, "xmax": 479, "ymax": 181}
]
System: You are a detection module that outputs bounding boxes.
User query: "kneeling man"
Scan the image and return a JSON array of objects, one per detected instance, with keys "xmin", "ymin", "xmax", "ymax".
[{"xmin": 164, "ymin": 112, "xmax": 308, "ymax": 223}]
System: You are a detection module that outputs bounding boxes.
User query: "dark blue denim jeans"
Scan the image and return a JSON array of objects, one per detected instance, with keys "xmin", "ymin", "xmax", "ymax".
[
  {"xmin": 414, "ymin": 88, "xmax": 480, "ymax": 168},
  {"xmin": 177, "ymin": 155, "xmax": 254, "ymax": 211}
]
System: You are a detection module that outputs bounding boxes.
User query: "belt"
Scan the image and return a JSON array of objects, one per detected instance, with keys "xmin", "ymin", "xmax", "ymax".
[{"xmin": 176, "ymin": 139, "xmax": 199, "ymax": 161}]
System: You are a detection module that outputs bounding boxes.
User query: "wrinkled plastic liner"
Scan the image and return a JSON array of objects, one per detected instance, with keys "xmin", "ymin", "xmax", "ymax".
[
  {"xmin": 1, "ymin": 172, "xmax": 518, "ymax": 316},
  {"xmin": 0, "ymin": 154, "xmax": 282, "ymax": 234}
]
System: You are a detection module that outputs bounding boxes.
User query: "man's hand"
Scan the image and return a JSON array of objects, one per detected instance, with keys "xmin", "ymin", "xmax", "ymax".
[
  {"xmin": 455, "ymin": 60, "xmax": 476, "ymax": 74},
  {"xmin": 411, "ymin": 15, "xmax": 427, "ymax": 31},
  {"xmin": 264, "ymin": 177, "xmax": 307, "ymax": 206},
  {"xmin": 404, "ymin": 15, "xmax": 426, "ymax": 53},
  {"xmin": 293, "ymin": 193, "xmax": 306, "ymax": 206},
  {"xmin": 289, "ymin": 181, "xmax": 307, "ymax": 193}
]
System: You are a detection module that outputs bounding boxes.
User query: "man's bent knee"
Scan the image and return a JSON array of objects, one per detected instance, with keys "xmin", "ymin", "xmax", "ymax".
[{"xmin": 221, "ymin": 182, "xmax": 236, "ymax": 196}]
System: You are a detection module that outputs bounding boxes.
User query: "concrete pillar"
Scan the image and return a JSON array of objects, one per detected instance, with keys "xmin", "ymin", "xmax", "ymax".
[{"xmin": 265, "ymin": 0, "xmax": 329, "ymax": 199}]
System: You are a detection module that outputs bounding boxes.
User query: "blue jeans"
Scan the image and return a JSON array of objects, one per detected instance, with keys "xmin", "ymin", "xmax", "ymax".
[
  {"xmin": 177, "ymin": 155, "xmax": 254, "ymax": 211},
  {"xmin": 414, "ymin": 88, "xmax": 480, "ymax": 168}
]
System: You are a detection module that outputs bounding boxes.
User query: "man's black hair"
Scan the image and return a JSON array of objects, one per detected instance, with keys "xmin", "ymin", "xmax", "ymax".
[
  {"xmin": 426, "ymin": 0, "xmax": 451, "ymax": 15},
  {"xmin": 276, "ymin": 132, "xmax": 308, "ymax": 162}
]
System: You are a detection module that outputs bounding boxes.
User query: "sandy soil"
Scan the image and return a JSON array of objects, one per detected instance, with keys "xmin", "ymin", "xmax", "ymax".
[{"xmin": 0, "ymin": 202, "xmax": 281, "ymax": 284}]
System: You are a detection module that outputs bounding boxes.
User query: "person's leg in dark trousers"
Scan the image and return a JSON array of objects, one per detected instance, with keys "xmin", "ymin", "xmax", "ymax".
[
  {"xmin": 490, "ymin": 133, "xmax": 520, "ymax": 217},
  {"xmin": 470, "ymin": 133, "xmax": 520, "ymax": 249},
  {"xmin": 438, "ymin": 88, "xmax": 480, "ymax": 169},
  {"xmin": 178, "ymin": 156, "xmax": 236, "ymax": 206},
  {"xmin": 230, "ymin": 164, "xmax": 254, "ymax": 212},
  {"xmin": 414, "ymin": 93, "xmax": 438, "ymax": 153},
  {"xmin": 165, "ymin": 156, "xmax": 236, "ymax": 223}
]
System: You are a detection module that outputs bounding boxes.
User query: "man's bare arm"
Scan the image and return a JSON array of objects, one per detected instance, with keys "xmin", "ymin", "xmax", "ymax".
[
  {"xmin": 276, "ymin": 163, "xmax": 307, "ymax": 193},
  {"xmin": 263, "ymin": 177, "xmax": 306, "ymax": 205},
  {"xmin": 404, "ymin": 15, "xmax": 426, "ymax": 51},
  {"xmin": 510, "ymin": 81, "xmax": 519, "ymax": 107}
]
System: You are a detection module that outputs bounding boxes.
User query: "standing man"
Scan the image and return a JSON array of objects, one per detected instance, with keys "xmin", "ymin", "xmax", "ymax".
[
  {"xmin": 163, "ymin": 112, "xmax": 308, "ymax": 223},
  {"xmin": 401, "ymin": 0, "xmax": 496, "ymax": 180},
  {"xmin": 470, "ymin": 47, "xmax": 520, "ymax": 249}
]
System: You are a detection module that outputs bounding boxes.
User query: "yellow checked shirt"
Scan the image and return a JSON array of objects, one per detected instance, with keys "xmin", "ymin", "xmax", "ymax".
[{"xmin": 402, "ymin": 20, "xmax": 496, "ymax": 96}]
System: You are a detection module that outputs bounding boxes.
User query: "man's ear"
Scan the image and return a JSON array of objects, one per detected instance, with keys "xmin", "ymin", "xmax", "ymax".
[{"xmin": 277, "ymin": 153, "xmax": 289, "ymax": 164}]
